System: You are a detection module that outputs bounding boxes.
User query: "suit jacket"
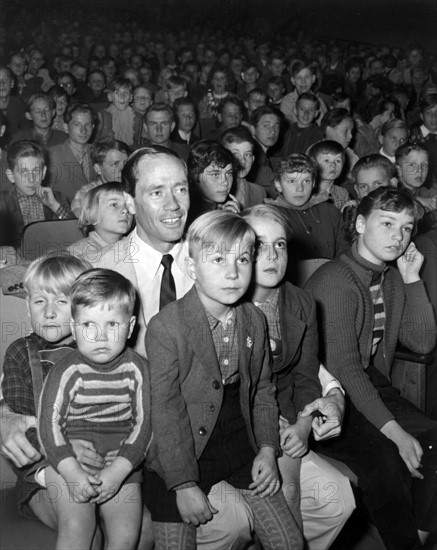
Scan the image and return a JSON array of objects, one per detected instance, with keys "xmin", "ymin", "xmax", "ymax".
[
  {"xmin": 274, "ymin": 282, "xmax": 321, "ymax": 423},
  {"xmin": 46, "ymin": 142, "xmax": 97, "ymax": 201},
  {"xmin": 145, "ymin": 286, "xmax": 279, "ymax": 490},
  {"xmin": 0, "ymin": 186, "xmax": 72, "ymax": 248}
]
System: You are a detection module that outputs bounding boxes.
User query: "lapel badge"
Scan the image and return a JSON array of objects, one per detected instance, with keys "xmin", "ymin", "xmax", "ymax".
[{"xmin": 246, "ymin": 336, "xmax": 253, "ymax": 348}]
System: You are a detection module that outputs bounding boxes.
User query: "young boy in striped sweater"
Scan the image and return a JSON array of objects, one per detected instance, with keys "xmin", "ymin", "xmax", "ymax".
[{"xmin": 38, "ymin": 268, "xmax": 152, "ymax": 550}]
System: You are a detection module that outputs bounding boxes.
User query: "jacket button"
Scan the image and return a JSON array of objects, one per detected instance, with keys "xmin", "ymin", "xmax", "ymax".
[
  {"xmin": 198, "ymin": 426, "xmax": 208, "ymax": 436},
  {"xmin": 209, "ymin": 404, "xmax": 215, "ymax": 412},
  {"xmin": 212, "ymin": 380, "xmax": 220, "ymax": 390}
]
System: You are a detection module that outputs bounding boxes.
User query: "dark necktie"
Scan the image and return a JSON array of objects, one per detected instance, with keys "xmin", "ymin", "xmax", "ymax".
[{"xmin": 160, "ymin": 254, "xmax": 176, "ymax": 310}]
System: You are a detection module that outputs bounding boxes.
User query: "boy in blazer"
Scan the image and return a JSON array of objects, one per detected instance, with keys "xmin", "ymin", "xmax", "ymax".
[{"xmin": 145, "ymin": 210, "xmax": 302, "ymax": 550}]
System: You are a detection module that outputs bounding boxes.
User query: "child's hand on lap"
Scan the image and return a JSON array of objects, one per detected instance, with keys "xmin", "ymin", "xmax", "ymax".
[
  {"xmin": 249, "ymin": 446, "xmax": 281, "ymax": 498},
  {"xmin": 176, "ymin": 485, "xmax": 218, "ymax": 526},
  {"xmin": 91, "ymin": 456, "xmax": 132, "ymax": 504},
  {"xmin": 279, "ymin": 416, "xmax": 312, "ymax": 458}
]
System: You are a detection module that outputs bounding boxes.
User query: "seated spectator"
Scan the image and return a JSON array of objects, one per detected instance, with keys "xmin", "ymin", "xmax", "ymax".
[
  {"xmin": 351, "ymin": 154, "xmax": 398, "ymax": 201},
  {"xmin": 0, "ymin": 140, "xmax": 74, "ymax": 248},
  {"xmin": 171, "ymin": 97, "xmax": 200, "ymax": 155},
  {"xmin": 56, "ymin": 71, "xmax": 77, "ymax": 100},
  {"xmin": 379, "ymin": 118, "xmax": 409, "ymax": 163},
  {"xmin": 343, "ymin": 58, "xmax": 363, "ymax": 101},
  {"xmin": 237, "ymin": 62, "xmax": 260, "ymax": 103},
  {"xmin": 245, "ymin": 87, "xmax": 267, "ymax": 119},
  {"xmin": 409, "ymin": 93, "xmax": 437, "ymax": 186},
  {"xmin": 247, "ymin": 105, "xmax": 282, "ymax": 197},
  {"xmin": 95, "ymin": 77, "xmax": 143, "ymax": 148},
  {"xmin": 68, "ymin": 182, "xmax": 133, "ymax": 261},
  {"xmin": 264, "ymin": 153, "xmax": 348, "ymax": 260},
  {"xmin": 198, "ymin": 65, "xmax": 231, "ymax": 120},
  {"xmin": 187, "ymin": 140, "xmax": 240, "ymax": 223},
  {"xmin": 47, "ymin": 85, "xmax": 70, "ymax": 134},
  {"xmin": 277, "ymin": 92, "xmax": 323, "ymax": 156},
  {"xmin": 395, "ymin": 143, "xmax": 437, "ymax": 215},
  {"xmin": 71, "ymin": 138, "xmax": 130, "ymax": 217},
  {"xmin": 367, "ymin": 97, "xmax": 397, "ymax": 138},
  {"xmin": 46, "ymin": 102, "xmax": 98, "ymax": 201},
  {"xmin": 267, "ymin": 76, "xmax": 285, "ymax": 108},
  {"xmin": 321, "ymin": 108, "xmax": 358, "ymax": 178},
  {"xmin": 280, "ymin": 61, "xmax": 328, "ymax": 126},
  {"xmin": 9, "ymin": 52, "xmax": 42, "ymax": 102},
  {"xmin": 0, "ymin": 66, "xmax": 28, "ymax": 141},
  {"xmin": 132, "ymin": 84, "xmax": 154, "ymax": 117},
  {"xmin": 25, "ymin": 48, "xmax": 55, "ymax": 92},
  {"xmin": 221, "ymin": 125, "xmax": 267, "ymax": 208},
  {"xmin": 163, "ymin": 75, "xmax": 188, "ymax": 106},
  {"xmin": 10, "ymin": 94, "xmax": 67, "ymax": 148},
  {"xmin": 80, "ymin": 70, "xmax": 109, "ymax": 109},
  {"xmin": 101, "ymin": 56, "xmax": 118, "ymax": 86},
  {"xmin": 307, "ymin": 140, "xmax": 350, "ymax": 210},
  {"xmin": 206, "ymin": 93, "xmax": 244, "ymax": 141},
  {"xmin": 142, "ymin": 102, "xmax": 189, "ymax": 159}
]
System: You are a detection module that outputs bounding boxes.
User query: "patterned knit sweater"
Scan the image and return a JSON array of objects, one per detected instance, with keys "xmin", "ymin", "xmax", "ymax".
[
  {"xmin": 38, "ymin": 347, "xmax": 152, "ymax": 470},
  {"xmin": 305, "ymin": 244, "xmax": 436, "ymax": 429}
]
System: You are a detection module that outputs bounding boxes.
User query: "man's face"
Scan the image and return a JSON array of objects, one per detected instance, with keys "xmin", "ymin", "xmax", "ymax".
[
  {"xmin": 28, "ymin": 98, "xmax": 54, "ymax": 130},
  {"xmin": 145, "ymin": 111, "xmax": 175, "ymax": 145},
  {"xmin": 346, "ymin": 66, "xmax": 361, "ymax": 83},
  {"xmin": 252, "ymin": 114, "xmax": 280, "ymax": 149},
  {"xmin": 129, "ymin": 155, "xmax": 190, "ymax": 252},
  {"xmin": 177, "ymin": 104, "xmax": 196, "ymax": 133},
  {"xmin": 67, "ymin": 111, "xmax": 94, "ymax": 145},
  {"xmin": 397, "ymin": 150, "xmax": 429, "ymax": 190}
]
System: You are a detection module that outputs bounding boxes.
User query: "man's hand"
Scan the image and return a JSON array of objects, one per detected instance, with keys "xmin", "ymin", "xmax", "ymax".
[
  {"xmin": 0, "ymin": 408, "xmax": 41, "ymax": 467},
  {"xmin": 249, "ymin": 446, "xmax": 281, "ymax": 498},
  {"xmin": 299, "ymin": 389, "xmax": 345, "ymax": 441},
  {"xmin": 381, "ymin": 420, "xmax": 424, "ymax": 479},
  {"xmin": 176, "ymin": 485, "xmax": 218, "ymax": 526}
]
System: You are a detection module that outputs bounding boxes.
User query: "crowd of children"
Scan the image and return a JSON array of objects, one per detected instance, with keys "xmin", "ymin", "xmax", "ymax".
[{"xmin": 1, "ymin": 7, "xmax": 437, "ymax": 550}]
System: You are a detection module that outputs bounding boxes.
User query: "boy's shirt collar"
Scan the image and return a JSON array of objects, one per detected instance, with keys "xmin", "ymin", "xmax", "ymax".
[
  {"xmin": 264, "ymin": 192, "xmax": 328, "ymax": 210},
  {"xmin": 420, "ymin": 124, "xmax": 437, "ymax": 137}
]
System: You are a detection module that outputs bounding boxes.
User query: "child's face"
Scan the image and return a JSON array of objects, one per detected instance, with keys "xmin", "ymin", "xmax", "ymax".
[
  {"xmin": 72, "ymin": 66, "xmax": 86, "ymax": 82},
  {"xmin": 269, "ymin": 59, "xmax": 285, "ymax": 77},
  {"xmin": 421, "ymin": 105, "xmax": 437, "ymax": 133},
  {"xmin": 397, "ymin": 151, "xmax": 429, "ymax": 189},
  {"xmin": 225, "ymin": 141, "xmax": 254, "ymax": 179},
  {"xmin": 247, "ymin": 216, "xmax": 288, "ymax": 292},
  {"xmin": 176, "ymin": 104, "xmax": 196, "ymax": 133},
  {"xmin": 139, "ymin": 66, "xmax": 152, "ymax": 83},
  {"xmin": 275, "ymin": 170, "xmax": 314, "ymax": 207},
  {"xmin": 9, "ymin": 56, "xmax": 26, "ymax": 77},
  {"xmin": 325, "ymin": 118, "xmax": 354, "ymax": 149},
  {"xmin": 380, "ymin": 104, "xmax": 396, "ymax": 125},
  {"xmin": 27, "ymin": 289, "xmax": 73, "ymax": 344},
  {"xmin": 145, "ymin": 111, "xmax": 174, "ymax": 145},
  {"xmin": 54, "ymin": 95, "xmax": 68, "ymax": 117},
  {"xmin": 88, "ymin": 73, "xmax": 105, "ymax": 95},
  {"xmin": 296, "ymin": 99, "xmax": 318, "ymax": 127},
  {"xmin": 252, "ymin": 114, "xmax": 280, "ymax": 149},
  {"xmin": 166, "ymin": 86, "xmax": 186, "ymax": 106},
  {"xmin": 316, "ymin": 153, "xmax": 344, "ymax": 181},
  {"xmin": 71, "ymin": 303, "xmax": 135, "ymax": 364},
  {"xmin": 356, "ymin": 208, "xmax": 414, "ymax": 265},
  {"xmin": 247, "ymin": 93, "xmax": 266, "ymax": 114},
  {"xmin": 7, "ymin": 156, "xmax": 46, "ymax": 195},
  {"xmin": 242, "ymin": 67, "xmax": 259, "ymax": 85},
  {"xmin": 346, "ymin": 66, "xmax": 361, "ymax": 83},
  {"xmin": 0, "ymin": 69, "xmax": 13, "ymax": 97},
  {"xmin": 132, "ymin": 87, "xmax": 153, "ymax": 115},
  {"xmin": 186, "ymin": 234, "xmax": 254, "ymax": 314},
  {"xmin": 219, "ymin": 103, "xmax": 243, "ymax": 130},
  {"xmin": 67, "ymin": 111, "xmax": 94, "ymax": 145},
  {"xmin": 267, "ymin": 83, "xmax": 283, "ymax": 102},
  {"xmin": 291, "ymin": 68, "xmax": 315, "ymax": 95},
  {"xmin": 103, "ymin": 61, "xmax": 117, "ymax": 80},
  {"xmin": 110, "ymin": 86, "xmax": 132, "ymax": 110},
  {"xmin": 97, "ymin": 149, "xmax": 128, "ymax": 182},
  {"xmin": 211, "ymin": 71, "xmax": 228, "ymax": 93},
  {"xmin": 28, "ymin": 98, "xmax": 54, "ymax": 130},
  {"xmin": 354, "ymin": 167, "xmax": 392, "ymax": 198},
  {"xmin": 198, "ymin": 162, "xmax": 233, "ymax": 204},
  {"xmin": 381, "ymin": 127, "xmax": 408, "ymax": 157},
  {"xmin": 95, "ymin": 192, "xmax": 133, "ymax": 237},
  {"xmin": 59, "ymin": 75, "xmax": 75, "ymax": 96}
]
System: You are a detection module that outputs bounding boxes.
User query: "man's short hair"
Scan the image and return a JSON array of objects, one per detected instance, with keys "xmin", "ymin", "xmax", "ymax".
[
  {"xmin": 91, "ymin": 138, "xmax": 130, "ymax": 166},
  {"xmin": 145, "ymin": 102, "xmax": 174, "ymax": 122},
  {"xmin": 296, "ymin": 92, "xmax": 320, "ymax": 110},
  {"xmin": 64, "ymin": 102, "xmax": 95, "ymax": 124},
  {"xmin": 249, "ymin": 105, "xmax": 280, "ymax": 127}
]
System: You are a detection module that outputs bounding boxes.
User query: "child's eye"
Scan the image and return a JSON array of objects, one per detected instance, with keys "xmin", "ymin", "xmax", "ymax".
[
  {"xmin": 108, "ymin": 321, "xmax": 119, "ymax": 328},
  {"xmin": 175, "ymin": 185, "xmax": 188, "ymax": 194},
  {"xmin": 212, "ymin": 256, "xmax": 224, "ymax": 264},
  {"xmin": 382, "ymin": 221, "xmax": 392, "ymax": 227},
  {"xmin": 238, "ymin": 255, "xmax": 251, "ymax": 264},
  {"xmin": 275, "ymin": 240, "xmax": 286, "ymax": 249},
  {"xmin": 403, "ymin": 227, "xmax": 413, "ymax": 233}
]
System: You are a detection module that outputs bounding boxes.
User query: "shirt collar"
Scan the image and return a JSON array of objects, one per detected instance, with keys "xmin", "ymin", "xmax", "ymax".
[{"xmin": 130, "ymin": 228, "xmax": 188, "ymax": 276}]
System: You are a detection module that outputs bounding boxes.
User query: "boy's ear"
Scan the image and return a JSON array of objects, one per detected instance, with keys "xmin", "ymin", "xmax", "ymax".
[
  {"xmin": 185, "ymin": 256, "xmax": 197, "ymax": 281},
  {"xmin": 249, "ymin": 124, "xmax": 256, "ymax": 138},
  {"xmin": 25, "ymin": 112, "xmax": 32, "ymax": 121},
  {"xmin": 128, "ymin": 315, "xmax": 136, "ymax": 339},
  {"xmin": 390, "ymin": 176, "xmax": 398, "ymax": 188},
  {"xmin": 355, "ymin": 214, "xmax": 366, "ymax": 235},
  {"xmin": 6, "ymin": 169, "xmax": 15, "ymax": 184},
  {"xmin": 171, "ymin": 120, "xmax": 176, "ymax": 132},
  {"xmin": 107, "ymin": 91, "xmax": 113, "ymax": 102},
  {"xmin": 274, "ymin": 178, "xmax": 282, "ymax": 195},
  {"xmin": 94, "ymin": 163, "xmax": 103, "ymax": 176},
  {"xmin": 42, "ymin": 166, "xmax": 47, "ymax": 180},
  {"xmin": 124, "ymin": 192, "xmax": 136, "ymax": 215},
  {"xmin": 25, "ymin": 297, "xmax": 31, "ymax": 318},
  {"xmin": 420, "ymin": 112, "xmax": 424, "ymax": 123},
  {"xmin": 217, "ymin": 113, "xmax": 223, "ymax": 123},
  {"xmin": 0, "ymin": 124, "xmax": 5, "ymax": 137},
  {"xmin": 378, "ymin": 133, "xmax": 384, "ymax": 145}
]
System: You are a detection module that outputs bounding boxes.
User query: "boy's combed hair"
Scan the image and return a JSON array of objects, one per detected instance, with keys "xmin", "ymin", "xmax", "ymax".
[
  {"xmin": 24, "ymin": 252, "xmax": 92, "ymax": 296},
  {"xmin": 380, "ymin": 118, "xmax": 408, "ymax": 136},
  {"xmin": 395, "ymin": 143, "xmax": 429, "ymax": 164},
  {"xmin": 7, "ymin": 140, "xmax": 46, "ymax": 170},
  {"xmin": 296, "ymin": 92, "xmax": 320, "ymax": 110},
  {"xmin": 47, "ymin": 84, "xmax": 71, "ymax": 105},
  {"xmin": 352, "ymin": 154, "xmax": 397, "ymax": 181},
  {"xmin": 276, "ymin": 153, "xmax": 317, "ymax": 180},
  {"xmin": 241, "ymin": 204, "xmax": 293, "ymax": 241},
  {"xmin": 79, "ymin": 181, "xmax": 127, "ymax": 236},
  {"xmin": 187, "ymin": 140, "xmax": 235, "ymax": 184},
  {"xmin": 307, "ymin": 140, "xmax": 345, "ymax": 161},
  {"xmin": 187, "ymin": 211, "xmax": 256, "ymax": 261},
  {"xmin": 64, "ymin": 102, "xmax": 95, "ymax": 124},
  {"xmin": 145, "ymin": 102, "xmax": 174, "ymax": 121},
  {"xmin": 420, "ymin": 93, "xmax": 437, "ymax": 114},
  {"xmin": 249, "ymin": 105, "xmax": 280, "ymax": 127},
  {"xmin": 218, "ymin": 93, "xmax": 244, "ymax": 115},
  {"xmin": 221, "ymin": 125, "xmax": 255, "ymax": 148},
  {"xmin": 164, "ymin": 75, "xmax": 187, "ymax": 91},
  {"xmin": 91, "ymin": 138, "xmax": 130, "ymax": 166},
  {"xmin": 320, "ymin": 108, "xmax": 352, "ymax": 133},
  {"xmin": 345, "ymin": 187, "xmax": 420, "ymax": 242},
  {"xmin": 70, "ymin": 268, "xmax": 136, "ymax": 317},
  {"xmin": 25, "ymin": 93, "xmax": 56, "ymax": 113},
  {"xmin": 108, "ymin": 77, "xmax": 133, "ymax": 93}
]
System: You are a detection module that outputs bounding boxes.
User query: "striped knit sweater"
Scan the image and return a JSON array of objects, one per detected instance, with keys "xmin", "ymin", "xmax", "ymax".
[
  {"xmin": 38, "ymin": 347, "xmax": 152, "ymax": 470},
  {"xmin": 305, "ymin": 243, "xmax": 436, "ymax": 429}
]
